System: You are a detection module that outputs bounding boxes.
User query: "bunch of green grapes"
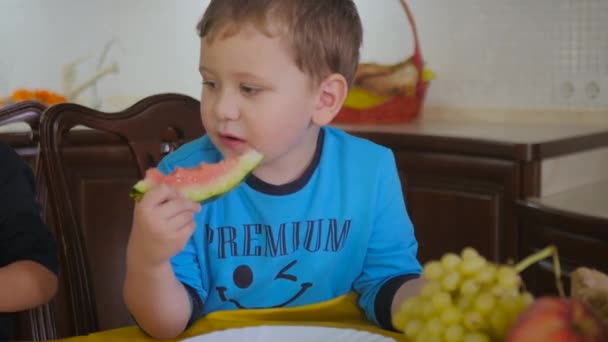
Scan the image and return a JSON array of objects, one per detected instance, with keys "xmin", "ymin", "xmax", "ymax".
[{"xmin": 393, "ymin": 247, "xmax": 534, "ymax": 342}]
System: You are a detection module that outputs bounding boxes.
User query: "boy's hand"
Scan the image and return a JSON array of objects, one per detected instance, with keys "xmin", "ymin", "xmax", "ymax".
[{"xmin": 127, "ymin": 185, "xmax": 201, "ymax": 268}]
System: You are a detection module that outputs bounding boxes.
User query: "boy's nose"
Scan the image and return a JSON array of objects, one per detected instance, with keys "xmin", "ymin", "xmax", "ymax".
[{"xmin": 214, "ymin": 92, "xmax": 240, "ymax": 121}]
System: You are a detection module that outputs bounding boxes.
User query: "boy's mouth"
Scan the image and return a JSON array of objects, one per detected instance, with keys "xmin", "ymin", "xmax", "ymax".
[
  {"xmin": 219, "ymin": 133, "xmax": 247, "ymax": 150},
  {"xmin": 221, "ymin": 134, "xmax": 243, "ymax": 142}
]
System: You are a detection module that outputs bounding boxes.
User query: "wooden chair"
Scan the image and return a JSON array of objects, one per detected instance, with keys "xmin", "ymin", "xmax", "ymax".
[
  {"xmin": 0, "ymin": 101, "xmax": 57, "ymax": 341},
  {"xmin": 0, "ymin": 101, "xmax": 46, "ymax": 164},
  {"xmin": 0, "ymin": 100, "xmax": 45, "ymax": 128},
  {"xmin": 38, "ymin": 93, "xmax": 203, "ymax": 338}
]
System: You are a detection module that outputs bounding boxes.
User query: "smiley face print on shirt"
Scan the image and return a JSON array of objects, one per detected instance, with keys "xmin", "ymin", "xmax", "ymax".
[{"xmin": 215, "ymin": 260, "xmax": 313, "ymax": 309}]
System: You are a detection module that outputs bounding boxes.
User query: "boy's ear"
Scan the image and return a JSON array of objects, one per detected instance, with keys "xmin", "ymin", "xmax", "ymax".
[{"xmin": 312, "ymin": 73, "xmax": 348, "ymax": 126}]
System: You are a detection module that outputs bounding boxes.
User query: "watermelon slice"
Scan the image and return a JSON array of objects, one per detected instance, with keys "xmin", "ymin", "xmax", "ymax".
[{"xmin": 129, "ymin": 149, "xmax": 263, "ymax": 202}]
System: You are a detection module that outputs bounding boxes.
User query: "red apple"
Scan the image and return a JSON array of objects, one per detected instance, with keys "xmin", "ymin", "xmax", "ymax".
[{"xmin": 507, "ymin": 296, "xmax": 608, "ymax": 342}]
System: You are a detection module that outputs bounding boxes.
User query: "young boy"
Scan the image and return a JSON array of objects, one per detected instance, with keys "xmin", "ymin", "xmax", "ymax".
[
  {"xmin": 124, "ymin": 0, "xmax": 424, "ymax": 339},
  {"xmin": 0, "ymin": 142, "xmax": 59, "ymax": 340}
]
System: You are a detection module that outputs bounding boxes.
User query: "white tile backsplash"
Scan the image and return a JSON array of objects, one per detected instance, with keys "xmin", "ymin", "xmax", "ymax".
[{"xmin": 406, "ymin": 0, "xmax": 608, "ymax": 111}]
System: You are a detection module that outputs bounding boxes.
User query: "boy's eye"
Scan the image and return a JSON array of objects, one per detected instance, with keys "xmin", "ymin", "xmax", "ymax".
[
  {"xmin": 202, "ymin": 80, "xmax": 217, "ymax": 89},
  {"xmin": 240, "ymin": 84, "xmax": 261, "ymax": 96}
]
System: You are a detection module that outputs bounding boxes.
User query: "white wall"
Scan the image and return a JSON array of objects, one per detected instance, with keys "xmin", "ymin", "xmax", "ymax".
[
  {"xmin": 0, "ymin": 0, "xmax": 206, "ymax": 110},
  {"xmin": 1, "ymin": 0, "xmax": 607, "ymax": 112}
]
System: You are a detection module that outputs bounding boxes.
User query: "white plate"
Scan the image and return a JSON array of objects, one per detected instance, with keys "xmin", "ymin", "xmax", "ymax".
[{"xmin": 181, "ymin": 325, "xmax": 396, "ymax": 342}]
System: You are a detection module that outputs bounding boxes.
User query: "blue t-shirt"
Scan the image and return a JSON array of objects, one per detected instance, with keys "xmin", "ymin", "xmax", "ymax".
[{"xmin": 158, "ymin": 126, "xmax": 421, "ymax": 329}]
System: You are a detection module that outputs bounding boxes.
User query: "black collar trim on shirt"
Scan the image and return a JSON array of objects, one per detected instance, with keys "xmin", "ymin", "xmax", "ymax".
[{"xmin": 246, "ymin": 128, "xmax": 325, "ymax": 196}]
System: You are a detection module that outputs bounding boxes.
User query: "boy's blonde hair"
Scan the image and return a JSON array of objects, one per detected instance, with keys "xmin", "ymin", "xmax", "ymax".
[{"xmin": 197, "ymin": 0, "xmax": 363, "ymax": 86}]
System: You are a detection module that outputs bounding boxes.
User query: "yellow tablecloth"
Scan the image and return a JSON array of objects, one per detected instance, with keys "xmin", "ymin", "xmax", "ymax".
[{"xmin": 53, "ymin": 293, "xmax": 408, "ymax": 341}]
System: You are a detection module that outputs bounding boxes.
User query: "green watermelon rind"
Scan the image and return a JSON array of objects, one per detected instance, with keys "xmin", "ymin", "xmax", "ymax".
[
  {"xmin": 129, "ymin": 180, "xmax": 151, "ymax": 201},
  {"xmin": 129, "ymin": 150, "xmax": 263, "ymax": 203}
]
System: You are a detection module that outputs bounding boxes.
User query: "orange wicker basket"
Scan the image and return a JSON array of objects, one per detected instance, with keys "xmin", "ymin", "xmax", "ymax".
[{"xmin": 334, "ymin": 0, "xmax": 430, "ymax": 124}]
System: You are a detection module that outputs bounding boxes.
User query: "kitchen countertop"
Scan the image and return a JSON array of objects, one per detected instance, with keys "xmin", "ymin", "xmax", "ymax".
[
  {"xmin": 3, "ymin": 105, "xmax": 608, "ymax": 161},
  {"xmin": 336, "ymin": 116, "xmax": 608, "ymax": 161},
  {"xmin": 526, "ymin": 181, "xmax": 608, "ymax": 220},
  {"xmin": 339, "ymin": 119, "xmax": 608, "ymax": 145}
]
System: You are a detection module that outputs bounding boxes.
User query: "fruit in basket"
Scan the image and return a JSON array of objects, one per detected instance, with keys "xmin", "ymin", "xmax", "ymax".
[
  {"xmin": 337, "ymin": 58, "xmax": 435, "ymax": 124},
  {"xmin": 506, "ymin": 296, "xmax": 608, "ymax": 342},
  {"xmin": 130, "ymin": 149, "xmax": 263, "ymax": 202},
  {"xmin": 333, "ymin": 0, "xmax": 436, "ymax": 124},
  {"xmin": 346, "ymin": 59, "xmax": 435, "ymax": 103},
  {"xmin": 392, "ymin": 246, "xmax": 563, "ymax": 342},
  {"xmin": 353, "ymin": 58, "xmax": 420, "ymax": 97}
]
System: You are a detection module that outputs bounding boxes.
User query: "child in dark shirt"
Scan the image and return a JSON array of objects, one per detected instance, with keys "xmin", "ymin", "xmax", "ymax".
[{"xmin": 0, "ymin": 142, "xmax": 59, "ymax": 340}]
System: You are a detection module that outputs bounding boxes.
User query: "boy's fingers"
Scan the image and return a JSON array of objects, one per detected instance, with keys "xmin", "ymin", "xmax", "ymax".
[
  {"xmin": 176, "ymin": 198, "xmax": 201, "ymax": 212},
  {"xmin": 168, "ymin": 211, "xmax": 196, "ymax": 230},
  {"xmin": 177, "ymin": 222, "xmax": 197, "ymax": 237},
  {"xmin": 140, "ymin": 185, "xmax": 181, "ymax": 207},
  {"xmin": 158, "ymin": 198, "xmax": 201, "ymax": 220}
]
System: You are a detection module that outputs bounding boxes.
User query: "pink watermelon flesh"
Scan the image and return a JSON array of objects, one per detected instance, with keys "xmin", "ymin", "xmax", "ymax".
[{"xmin": 130, "ymin": 149, "xmax": 263, "ymax": 202}]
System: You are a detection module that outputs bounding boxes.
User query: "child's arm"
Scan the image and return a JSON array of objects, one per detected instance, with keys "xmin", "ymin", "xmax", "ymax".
[
  {"xmin": 123, "ymin": 185, "xmax": 201, "ymax": 339},
  {"xmin": 353, "ymin": 149, "xmax": 423, "ymax": 330},
  {"xmin": 0, "ymin": 260, "xmax": 57, "ymax": 312},
  {"xmin": 123, "ymin": 260, "xmax": 191, "ymax": 339},
  {"xmin": 0, "ymin": 145, "xmax": 59, "ymax": 312},
  {"xmin": 391, "ymin": 276, "xmax": 426, "ymax": 316}
]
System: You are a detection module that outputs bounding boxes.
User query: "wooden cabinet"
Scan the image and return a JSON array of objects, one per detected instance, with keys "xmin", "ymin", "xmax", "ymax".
[
  {"xmin": 516, "ymin": 182, "xmax": 608, "ymax": 297},
  {"xmin": 344, "ymin": 121, "xmax": 608, "ymax": 266},
  {"xmin": 394, "ymin": 152, "xmax": 519, "ymax": 264},
  {"xmin": 344, "ymin": 130, "xmax": 528, "ymax": 264}
]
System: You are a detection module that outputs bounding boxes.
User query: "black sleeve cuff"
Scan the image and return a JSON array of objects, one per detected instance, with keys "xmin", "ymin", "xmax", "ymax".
[
  {"xmin": 374, "ymin": 274, "xmax": 420, "ymax": 331},
  {"xmin": 182, "ymin": 282, "xmax": 205, "ymax": 329}
]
